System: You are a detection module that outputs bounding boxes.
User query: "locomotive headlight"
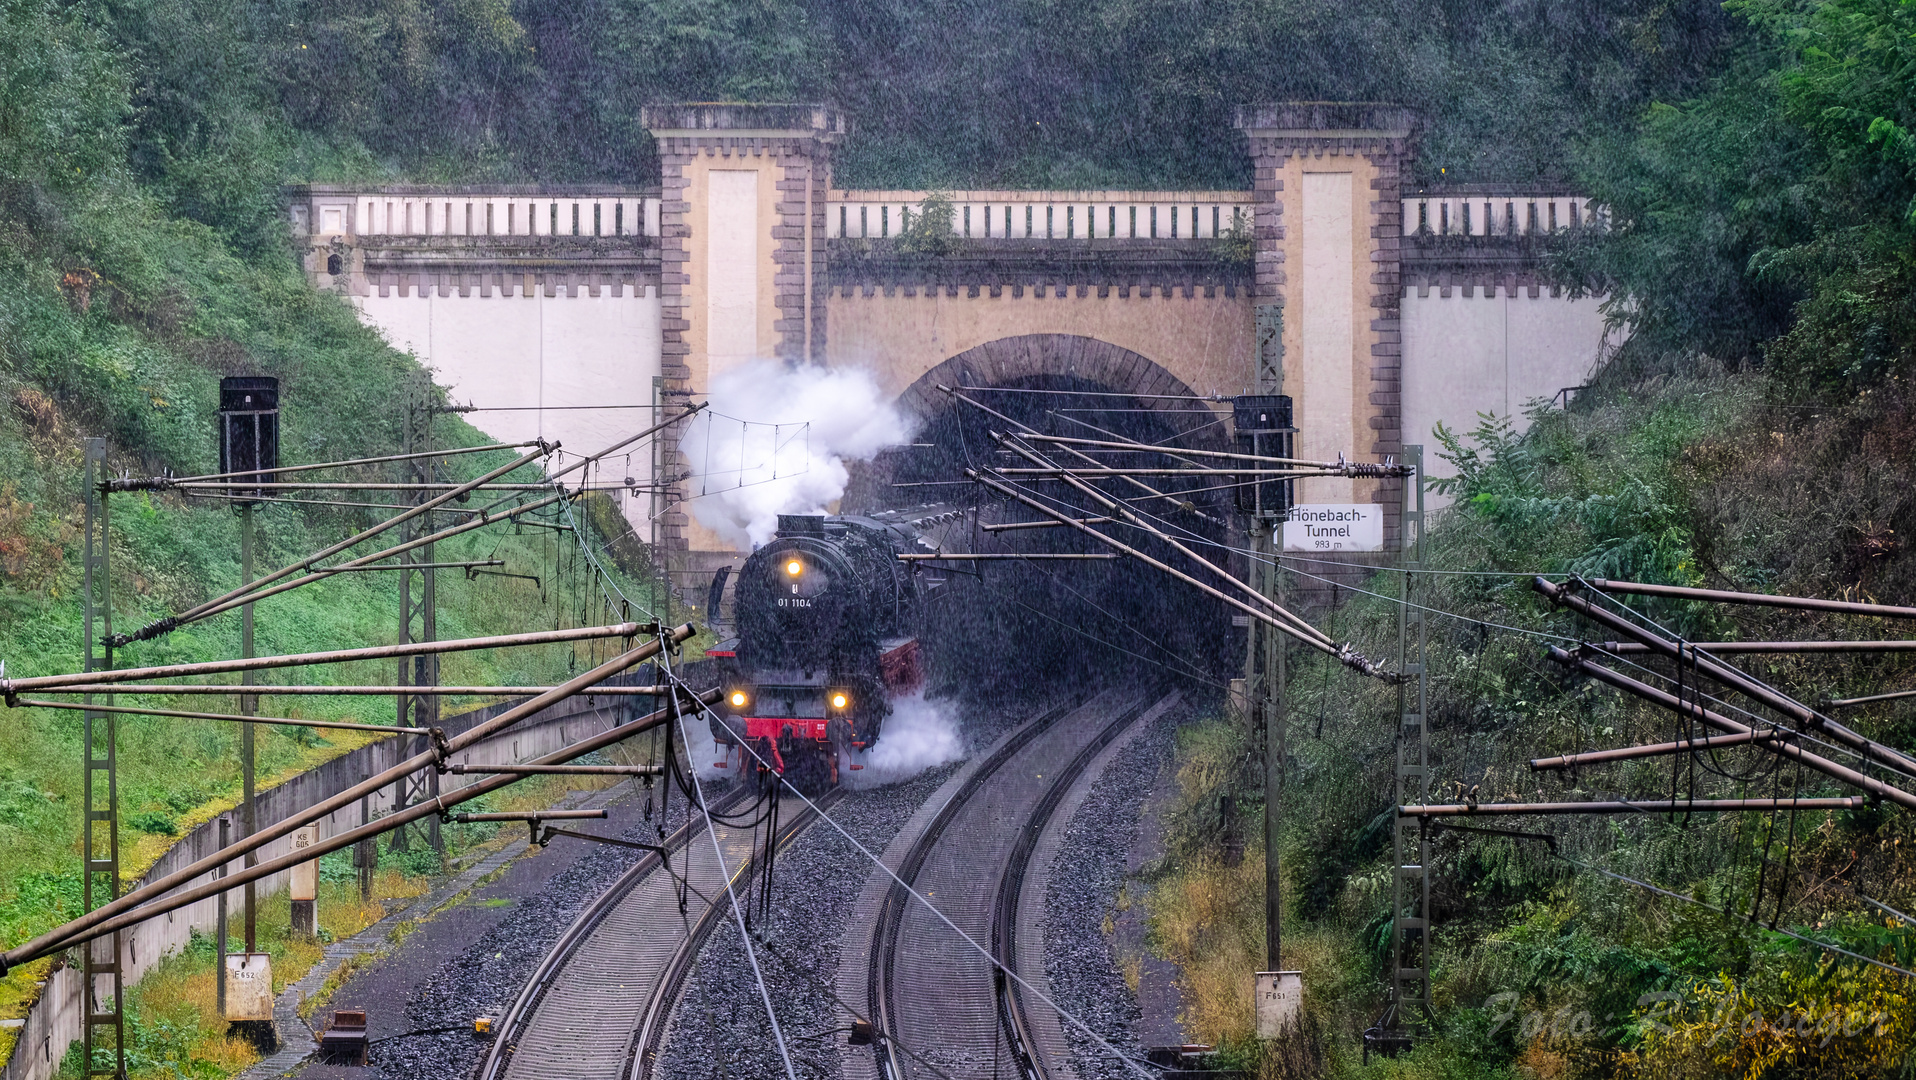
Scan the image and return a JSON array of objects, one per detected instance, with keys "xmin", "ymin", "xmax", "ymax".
[
  {"xmin": 830, "ymin": 692, "xmax": 849, "ymax": 710},
  {"xmin": 785, "ymin": 559, "xmax": 803, "ymax": 577},
  {"xmin": 729, "ymin": 690, "xmax": 749, "ymax": 709}
]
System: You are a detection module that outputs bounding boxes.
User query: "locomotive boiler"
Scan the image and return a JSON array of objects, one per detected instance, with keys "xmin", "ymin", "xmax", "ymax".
[{"xmin": 705, "ymin": 512, "xmax": 944, "ymax": 788}]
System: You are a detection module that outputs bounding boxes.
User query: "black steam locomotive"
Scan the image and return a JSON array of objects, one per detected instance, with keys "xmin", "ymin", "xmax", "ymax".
[{"xmin": 705, "ymin": 511, "xmax": 955, "ymax": 788}]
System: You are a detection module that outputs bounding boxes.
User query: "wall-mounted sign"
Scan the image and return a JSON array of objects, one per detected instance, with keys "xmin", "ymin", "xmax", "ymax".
[
  {"xmin": 1255, "ymin": 970, "xmax": 1304, "ymax": 1037},
  {"xmin": 1283, "ymin": 504, "xmax": 1384, "ymax": 552},
  {"xmin": 290, "ymin": 824, "xmax": 319, "ymax": 902},
  {"xmin": 224, "ymin": 953, "xmax": 274, "ymax": 1021}
]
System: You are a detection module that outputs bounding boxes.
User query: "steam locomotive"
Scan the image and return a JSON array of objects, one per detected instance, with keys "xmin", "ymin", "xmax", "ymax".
[{"xmin": 704, "ymin": 511, "xmax": 957, "ymax": 788}]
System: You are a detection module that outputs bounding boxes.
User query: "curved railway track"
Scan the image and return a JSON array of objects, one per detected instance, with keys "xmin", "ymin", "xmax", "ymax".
[
  {"xmin": 478, "ymin": 780, "xmax": 841, "ymax": 1080},
  {"xmin": 861, "ymin": 686, "xmax": 1179, "ymax": 1080}
]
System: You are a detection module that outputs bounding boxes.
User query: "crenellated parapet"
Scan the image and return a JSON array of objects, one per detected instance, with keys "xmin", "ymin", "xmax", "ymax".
[
  {"xmin": 287, "ymin": 184, "xmax": 663, "ymax": 298},
  {"xmin": 1400, "ymin": 186, "xmax": 1603, "ymax": 297},
  {"xmin": 820, "ymin": 189, "xmax": 1255, "ymax": 298},
  {"xmin": 829, "ymin": 190, "xmax": 1256, "ymax": 241}
]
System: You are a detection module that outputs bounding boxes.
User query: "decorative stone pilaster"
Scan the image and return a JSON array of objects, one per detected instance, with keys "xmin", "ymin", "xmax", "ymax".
[
  {"xmin": 640, "ymin": 105, "xmax": 847, "ymax": 566},
  {"xmin": 1234, "ymin": 104, "xmax": 1418, "ymax": 547}
]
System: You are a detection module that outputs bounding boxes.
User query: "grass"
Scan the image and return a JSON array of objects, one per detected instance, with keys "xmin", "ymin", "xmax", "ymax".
[{"xmin": 49, "ymin": 872, "xmax": 419, "ymax": 1080}]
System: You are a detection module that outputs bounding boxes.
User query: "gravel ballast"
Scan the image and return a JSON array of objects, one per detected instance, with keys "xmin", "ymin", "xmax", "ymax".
[
  {"xmin": 654, "ymin": 694, "xmax": 1037, "ymax": 1079},
  {"xmin": 1042, "ymin": 706, "xmax": 1177, "ymax": 1079},
  {"xmin": 366, "ymin": 787, "xmax": 697, "ymax": 1080}
]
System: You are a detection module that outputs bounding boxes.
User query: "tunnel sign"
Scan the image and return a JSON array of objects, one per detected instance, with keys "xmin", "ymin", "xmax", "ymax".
[{"xmin": 1283, "ymin": 504, "xmax": 1384, "ymax": 552}]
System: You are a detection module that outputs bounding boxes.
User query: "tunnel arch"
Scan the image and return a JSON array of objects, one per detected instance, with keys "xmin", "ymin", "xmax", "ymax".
[{"xmin": 891, "ymin": 334, "xmax": 1232, "ymax": 450}]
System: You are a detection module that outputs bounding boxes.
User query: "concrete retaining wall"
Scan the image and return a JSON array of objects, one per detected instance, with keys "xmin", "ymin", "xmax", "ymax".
[{"xmin": 2, "ymin": 682, "xmax": 658, "ymax": 1080}]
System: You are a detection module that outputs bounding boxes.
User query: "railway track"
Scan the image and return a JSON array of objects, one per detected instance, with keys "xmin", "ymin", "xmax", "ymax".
[
  {"xmin": 856, "ymin": 686, "xmax": 1180, "ymax": 1080},
  {"xmin": 478, "ymin": 779, "xmax": 841, "ymax": 1080}
]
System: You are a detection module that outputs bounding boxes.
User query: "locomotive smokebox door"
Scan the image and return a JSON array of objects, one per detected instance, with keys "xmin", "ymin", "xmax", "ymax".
[{"xmin": 218, "ymin": 376, "xmax": 279, "ymax": 505}]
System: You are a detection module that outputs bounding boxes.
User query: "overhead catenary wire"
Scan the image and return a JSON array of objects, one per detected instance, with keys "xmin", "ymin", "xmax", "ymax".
[
  {"xmin": 943, "ymin": 385, "xmax": 1227, "ymax": 526},
  {"xmin": 4, "ymin": 622, "xmax": 647, "ymax": 694},
  {"xmin": 658, "ymin": 643, "xmax": 800, "ymax": 1080},
  {"xmin": 117, "ymin": 440, "xmax": 560, "ymax": 642},
  {"xmin": 128, "ymin": 403, "xmax": 704, "ymax": 645},
  {"xmin": 985, "ymin": 430, "xmax": 1336, "ymax": 650},
  {"xmin": 0, "ymin": 628, "xmax": 696, "ymax": 970},
  {"xmin": 999, "ymin": 457, "xmax": 1907, "ymax": 785},
  {"xmin": 1542, "ymin": 577, "xmax": 1916, "ymax": 778},
  {"xmin": 657, "ymin": 667, "xmax": 1162, "ymax": 1080},
  {"xmin": 14, "ymin": 683, "xmax": 669, "ymax": 697},
  {"xmin": 120, "ymin": 439, "xmax": 540, "ymax": 487},
  {"xmin": 969, "ymin": 468, "xmax": 1365, "ymax": 672},
  {"xmin": 1545, "ymin": 647, "xmax": 1916, "ymax": 809},
  {"xmin": 14, "ymin": 697, "xmax": 429, "ymax": 734},
  {"xmin": 179, "ymin": 491, "xmax": 570, "ymax": 626},
  {"xmin": 985, "ymin": 469, "xmax": 1896, "ymax": 778}
]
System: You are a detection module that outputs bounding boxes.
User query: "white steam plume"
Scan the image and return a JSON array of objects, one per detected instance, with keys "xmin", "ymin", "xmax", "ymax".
[
  {"xmin": 682, "ymin": 715, "xmax": 730, "ymax": 781},
  {"xmin": 683, "ymin": 360, "xmax": 912, "ymax": 548},
  {"xmin": 844, "ymin": 693, "xmax": 963, "ymax": 789}
]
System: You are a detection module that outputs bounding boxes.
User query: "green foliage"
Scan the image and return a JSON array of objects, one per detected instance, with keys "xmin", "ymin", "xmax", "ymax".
[
  {"xmin": 0, "ymin": 872, "xmax": 82, "ymax": 944},
  {"xmin": 126, "ymin": 809, "xmax": 179, "ymax": 836},
  {"xmin": 381, "ymin": 841, "xmax": 442, "ymax": 879},
  {"xmin": 1429, "ymin": 396, "xmax": 1718, "ymax": 590},
  {"xmin": 893, "ymin": 193, "xmax": 958, "ymax": 255},
  {"xmin": 316, "ymin": 849, "xmax": 356, "ymax": 884},
  {"xmin": 1570, "ymin": 0, "xmax": 1916, "ymax": 392}
]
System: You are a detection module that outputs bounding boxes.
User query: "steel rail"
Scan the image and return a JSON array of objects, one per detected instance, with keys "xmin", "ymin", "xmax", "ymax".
[
  {"xmin": 1584, "ymin": 578, "xmax": 1916, "ymax": 620},
  {"xmin": 3, "ymin": 622, "xmax": 650, "ymax": 694},
  {"xmin": 1545, "ymin": 646, "xmax": 1916, "ymax": 811},
  {"xmin": 994, "ymin": 693, "xmax": 1161, "ymax": 1080},
  {"xmin": 1529, "ymin": 730, "xmax": 1785, "ymax": 770},
  {"xmin": 22, "ymin": 684, "xmax": 668, "ymax": 697},
  {"xmin": 1402, "ymin": 798, "xmax": 1863, "ymax": 816},
  {"xmin": 868, "ymin": 700, "xmax": 1074, "ymax": 1080},
  {"xmin": 0, "ymin": 627, "xmax": 695, "ymax": 970},
  {"xmin": 1536, "ymin": 578, "xmax": 1916, "ymax": 777},
  {"xmin": 626, "ymin": 788, "xmax": 847, "ymax": 1080},
  {"xmin": 12, "ymin": 697, "xmax": 428, "ymax": 734},
  {"xmin": 474, "ymin": 784, "xmax": 755, "ymax": 1080}
]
